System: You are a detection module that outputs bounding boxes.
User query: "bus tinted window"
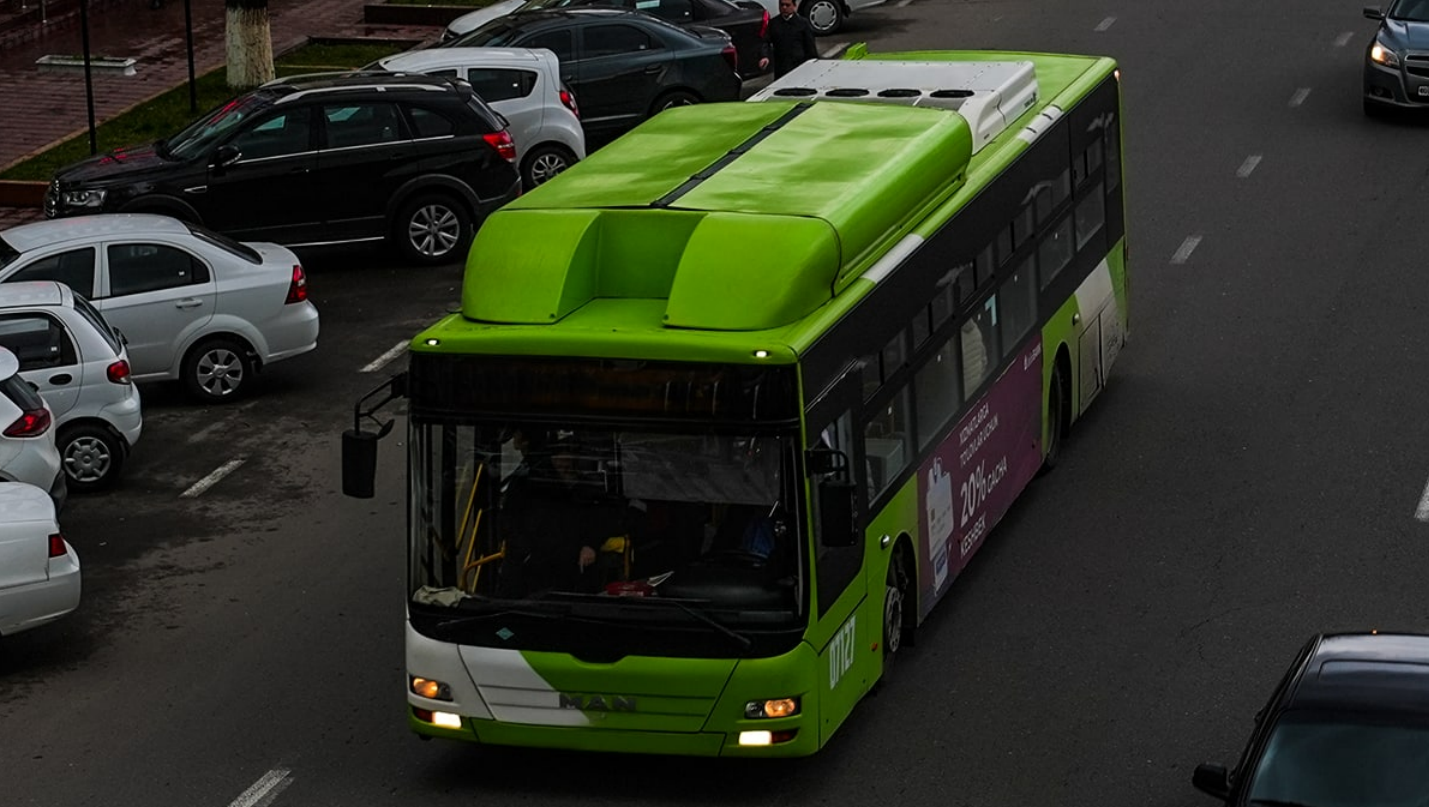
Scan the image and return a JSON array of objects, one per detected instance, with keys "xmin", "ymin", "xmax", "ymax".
[
  {"xmin": 1076, "ymin": 183, "xmax": 1106, "ymax": 250},
  {"xmin": 915, "ymin": 336, "xmax": 959, "ymax": 448},
  {"xmin": 1001, "ymin": 260, "xmax": 1037, "ymax": 349},
  {"xmin": 1039, "ymin": 215, "xmax": 1074, "ymax": 289},
  {"xmin": 863, "ymin": 386, "xmax": 911, "ymax": 500},
  {"xmin": 1106, "ymin": 124, "xmax": 1121, "ymax": 190}
]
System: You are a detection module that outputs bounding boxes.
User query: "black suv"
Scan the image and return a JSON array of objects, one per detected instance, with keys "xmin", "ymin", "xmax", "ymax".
[{"xmin": 46, "ymin": 73, "xmax": 521, "ymax": 264}]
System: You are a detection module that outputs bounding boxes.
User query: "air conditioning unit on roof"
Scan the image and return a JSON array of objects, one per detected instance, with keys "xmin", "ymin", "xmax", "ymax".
[{"xmin": 746, "ymin": 59, "xmax": 1039, "ymax": 154}]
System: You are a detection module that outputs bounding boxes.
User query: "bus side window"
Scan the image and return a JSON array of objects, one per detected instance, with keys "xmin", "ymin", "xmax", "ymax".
[
  {"xmin": 1039, "ymin": 214, "xmax": 1074, "ymax": 289},
  {"xmin": 863, "ymin": 386, "xmax": 911, "ymax": 502},
  {"xmin": 1001, "ymin": 259, "xmax": 1037, "ymax": 350},
  {"xmin": 813, "ymin": 410, "xmax": 862, "ymax": 616},
  {"xmin": 960, "ymin": 299, "xmax": 997, "ymax": 397},
  {"xmin": 1105, "ymin": 120, "xmax": 1121, "ymax": 190},
  {"xmin": 914, "ymin": 332, "xmax": 960, "ymax": 449}
]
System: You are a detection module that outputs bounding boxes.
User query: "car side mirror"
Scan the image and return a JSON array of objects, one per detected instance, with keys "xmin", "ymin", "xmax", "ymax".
[
  {"xmin": 1363, "ymin": 6, "xmax": 1385, "ymax": 19},
  {"xmin": 1191, "ymin": 763, "xmax": 1232, "ymax": 801},
  {"xmin": 212, "ymin": 144, "xmax": 242, "ymax": 170}
]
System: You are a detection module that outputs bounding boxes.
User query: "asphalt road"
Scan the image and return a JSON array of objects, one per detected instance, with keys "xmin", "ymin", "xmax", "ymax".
[{"xmin": 4, "ymin": 1, "xmax": 1429, "ymax": 805}]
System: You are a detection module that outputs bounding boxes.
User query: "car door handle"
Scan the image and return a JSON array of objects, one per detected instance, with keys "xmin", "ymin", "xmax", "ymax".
[
  {"xmin": 644, "ymin": 65, "xmax": 662, "ymax": 74},
  {"xmin": 175, "ymin": 298, "xmax": 204, "ymax": 309},
  {"xmin": 49, "ymin": 373, "xmax": 72, "ymax": 385}
]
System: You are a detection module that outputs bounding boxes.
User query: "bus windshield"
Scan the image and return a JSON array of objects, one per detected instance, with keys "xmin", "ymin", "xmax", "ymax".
[{"xmin": 409, "ymin": 421, "xmax": 805, "ymax": 646}]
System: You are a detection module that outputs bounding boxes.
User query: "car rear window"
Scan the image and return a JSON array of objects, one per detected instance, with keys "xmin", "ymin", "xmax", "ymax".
[
  {"xmin": 186, "ymin": 223, "xmax": 262, "ymax": 264},
  {"xmin": 0, "ymin": 371, "xmax": 45, "ymax": 412},
  {"xmin": 70, "ymin": 292, "xmax": 123, "ymax": 355},
  {"xmin": 0, "ymin": 237, "xmax": 18, "ymax": 270}
]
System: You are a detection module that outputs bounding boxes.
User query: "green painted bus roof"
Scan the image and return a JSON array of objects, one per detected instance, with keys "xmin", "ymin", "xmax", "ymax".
[{"xmin": 419, "ymin": 49, "xmax": 1116, "ymax": 364}]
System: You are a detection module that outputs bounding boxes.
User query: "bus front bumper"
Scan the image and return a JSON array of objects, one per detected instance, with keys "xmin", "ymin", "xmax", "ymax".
[{"xmin": 408, "ymin": 708, "xmax": 819, "ymax": 758}]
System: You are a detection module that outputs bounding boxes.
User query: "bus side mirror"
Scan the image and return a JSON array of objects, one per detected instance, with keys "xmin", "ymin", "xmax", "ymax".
[
  {"xmin": 818, "ymin": 477, "xmax": 857, "ymax": 548},
  {"xmin": 341, "ymin": 372, "xmax": 406, "ymax": 498},
  {"xmin": 342, "ymin": 428, "xmax": 381, "ymax": 498}
]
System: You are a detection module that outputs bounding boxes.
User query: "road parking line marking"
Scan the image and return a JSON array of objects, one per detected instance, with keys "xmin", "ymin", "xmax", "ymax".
[
  {"xmin": 181, "ymin": 459, "xmax": 245, "ymax": 499},
  {"xmin": 821, "ymin": 42, "xmax": 849, "ymax": 58},
  {"xmin": 361, "ymin": 341, "xmax": 408, "ymax": 373},
  {"xmin": 1334, "ymin": 31, "xmax": 1353, "ymax": 47},
  {"xmin": 1236, "ymin": 155, "xmax": 1262, "ymax": 178},
  {"xmin": 1170, "ymin": 236, "xmax": 1202, "ymax": 265},
  {"xmin": 1289, "ymin": 87, "xmax": 1311, "ymax": 107},
  {"xmin": 1416, "ymin": 479, "xmax": 1429, "ymax": 521},
  {"xmin": 1095, "ymin": 16, "xmax": 1116, "ymax": 31},
  {"xmin": 227, "ymin": 769, "xmax": 293, "ymax": 807}
]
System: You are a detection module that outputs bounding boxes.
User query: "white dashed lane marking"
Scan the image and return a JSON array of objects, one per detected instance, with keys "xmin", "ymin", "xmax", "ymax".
[
  {"xmin": 1095, "ymin": 16, "xmax": 1116, "ymax": 31},
  {"xmin": 1236, "ymin": 155, "xmax": 1262, "ymax": 178},
  {"xmin": 1335, "ymin": 31, "xmax": 1354, "ymax": 47},
  {"xmin": 361, "ymin": 341, "xmax": 408, "ymax": 373},
  {"xmin": 1416, "ymin": 479, "xmax": 1429, "ymax": 521},
  {"xmin": 180, "ymin": 458, "xmax": 245, "ymax": 499},
  {"xmin": 227, "ymin": 769, "xmax": 294, "ymax": 807},
  {"xmin": 1289, "ymin": 87, "xmax": 1312, "ymax": 107},
  {"xmin": 1171, "ymin": 236, "xmax": 1203, "ymax": 265}
]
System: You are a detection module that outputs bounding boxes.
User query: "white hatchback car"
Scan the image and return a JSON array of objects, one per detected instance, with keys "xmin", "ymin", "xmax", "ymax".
[
  {"xmin": 0, "ymin": 283, "xmax": 143, "ymax": 491},
  {"xmin": 0, "ymin": 214, "xmax": 320, "ymax": 404},
  {"xmin": 371, "ymin": 48, "xmax": 587, "ymax": 189},
  {"xmin": 0, "ymin": 348, "xmax": 65, "ymax": 508},
  {"xmin": 0, "ymin": 481, "xmax": 80, "ymax": 637}
]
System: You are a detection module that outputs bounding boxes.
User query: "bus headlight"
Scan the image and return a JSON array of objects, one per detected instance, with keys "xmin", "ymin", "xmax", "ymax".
[
  {"xmin": 745, "ymin": 697, "xmax": 800, "ymax": 718},
  {"xmin": 410, "ymin": 676, "xmax": 453, "ymax": 701},
  {"xmin": 1371, "ymin": 39, "xmax": 1400, "ymax": 67}
]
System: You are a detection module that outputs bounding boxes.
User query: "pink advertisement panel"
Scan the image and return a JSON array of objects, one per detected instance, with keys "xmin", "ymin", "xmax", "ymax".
[{"xmin": 916, "ymin": 338, "xmax": 1044, "ymax": 617}]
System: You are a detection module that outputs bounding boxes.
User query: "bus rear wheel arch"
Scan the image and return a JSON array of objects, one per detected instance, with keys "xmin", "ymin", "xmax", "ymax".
[{"xmin": 1040, "ymin": 347, "xmax": 1072, "ymax": 474}]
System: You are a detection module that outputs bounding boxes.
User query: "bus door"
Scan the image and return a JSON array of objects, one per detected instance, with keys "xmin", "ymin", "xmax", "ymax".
[
  {"xmin": 803, "ymin": 370, "xmax": 873, "ymax": 742},
  {"xmin": 1074, "ymin": 265, "xmax": 1121, "ymax": 413}
]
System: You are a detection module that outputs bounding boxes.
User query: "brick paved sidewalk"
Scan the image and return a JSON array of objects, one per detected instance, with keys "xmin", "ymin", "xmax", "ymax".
[{"xmin": 0, "ymin": 0, "xmax": 440, "ymax": 227}]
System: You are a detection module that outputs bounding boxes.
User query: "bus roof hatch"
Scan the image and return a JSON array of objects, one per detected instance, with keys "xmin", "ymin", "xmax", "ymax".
[{"xmin": 747, "ymin": 58, "xmax": 1039, "ymax": 154}]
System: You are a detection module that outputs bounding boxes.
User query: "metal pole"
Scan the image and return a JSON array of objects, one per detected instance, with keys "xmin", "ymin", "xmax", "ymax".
[
  {"xmin": 183, "ymin": 0, "xmax": 197, "ymax": 112},
  {"xmin": 78, "ymin": 0, "xmax": 97, "ymax": 155}
]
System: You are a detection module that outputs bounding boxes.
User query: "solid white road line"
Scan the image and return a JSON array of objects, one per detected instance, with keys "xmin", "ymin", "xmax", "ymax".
[
  {"xmin": 1289, "ymin": 87, "xmax": 1312, "ymax": 107},
  {"xmin": 821, "ymin": 42, "xmax": 849, "ymax": 58},
  {"xmin": 1236, "ymin": 155, "xmax": 1263, "ymax": 178},
  {"xmin": 1095, "ymin": 16, "xmax": 1116, "ymax": 31},
  {"xmin": 1170, "ymin": 236, "xmax": 1202, "ymax": 265},
  {"xmin": 361, "ymin": 341, "xmax": 408, "ymax": 373},
  {"xmin": 227, "ymin": 769, "xmax": 294, "ymax": 807},
  {"xmin": 1416, "ymin": 479, "xmax": 1429, "ymax": 521},
  {"xmin": 180, "ymin": 459, "xmax": 246, "ymax": 499},
  {"xmin": 1334, "ymin": 31, "xmax": 1354, "ymax": 47}
]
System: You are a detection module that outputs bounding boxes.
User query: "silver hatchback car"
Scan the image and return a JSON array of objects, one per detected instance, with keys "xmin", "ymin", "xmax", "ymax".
[
  {"xmin": 372, "ymin": 48, "xmax": 587, "ymax": 189},
  {"xmin": 0, "ymin": 214, "xmax": 320, "ymax": 404},
  {"xmin": 0, "ymin": 283, "xmax": 143, "ymax": 491}
]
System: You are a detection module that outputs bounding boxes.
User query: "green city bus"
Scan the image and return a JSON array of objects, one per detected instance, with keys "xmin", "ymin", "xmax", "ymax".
[{"xmin": 343, "ymin": 45, "xmax": 1128, "ymax": 757}]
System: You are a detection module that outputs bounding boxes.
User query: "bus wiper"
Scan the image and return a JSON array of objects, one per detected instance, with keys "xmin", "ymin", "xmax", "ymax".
[
  {"xmin": 543, "ymin": 592, "xmax": 753, "ymax": 651},
  {"xmin": 427, "ymin": 596, "xmax": 574, "ymax": 629}
]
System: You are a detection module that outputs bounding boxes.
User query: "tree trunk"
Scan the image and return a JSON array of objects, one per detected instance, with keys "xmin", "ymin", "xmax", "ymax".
[{"xmin": 225, "ymin": 0, "xmax": 274, "ymax": 91}]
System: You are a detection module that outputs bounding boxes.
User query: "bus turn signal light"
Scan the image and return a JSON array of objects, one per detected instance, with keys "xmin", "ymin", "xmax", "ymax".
[
  {"xmin": 745, "ymin": 697, "xmax": 799, "ymax": 719},
  {"xmin": 411, "ymin": 676, "xmax": 453, "ymax": 701}
]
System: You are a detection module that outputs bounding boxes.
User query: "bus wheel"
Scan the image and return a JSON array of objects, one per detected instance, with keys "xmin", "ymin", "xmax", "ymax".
[
  {"xmin": 883, "ymin": 548, "xmax": 913, "ymax": 673},
  {"xmin": 1040, "ymin": 360, "xmax": 1069, "ymax": 475}
]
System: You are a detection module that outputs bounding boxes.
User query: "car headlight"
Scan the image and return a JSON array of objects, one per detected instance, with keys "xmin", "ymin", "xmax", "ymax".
[
  {"xmin": 61, "ymin": 189, "xmax": 107, "ymax": 208},
  {"xmin": 1371, "ymin": 39, "xmax": 1400, "ymax": 67}
]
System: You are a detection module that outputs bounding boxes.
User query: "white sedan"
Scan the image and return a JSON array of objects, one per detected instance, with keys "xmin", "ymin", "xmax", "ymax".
[
  {"xmin": 0, "ymin": 214, "xmax": 319, "ymax": 403},
  {"xmin": 0, "ymin": 481, "xmax": 80, "ymax": 636}
]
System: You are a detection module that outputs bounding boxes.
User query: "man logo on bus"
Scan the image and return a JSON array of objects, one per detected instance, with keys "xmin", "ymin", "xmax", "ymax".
[{"xmin": 558, "ymin": 694, "xmax": 637, "ymax": 712}]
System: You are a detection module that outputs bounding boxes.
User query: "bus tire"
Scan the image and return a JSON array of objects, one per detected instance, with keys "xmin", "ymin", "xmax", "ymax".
[
  {"xmin": 882, "ymin": 544, "xmax": 914, "ymax": 679},
  {"xmin": 1039, "ymin": 356, "xmax": 1070, "ymax": 475}
]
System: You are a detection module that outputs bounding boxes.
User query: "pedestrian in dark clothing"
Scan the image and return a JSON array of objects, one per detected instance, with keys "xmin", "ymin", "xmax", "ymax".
[{"xmin": 759, "ymin": 0, "xmax": 818, "ymax": 79}]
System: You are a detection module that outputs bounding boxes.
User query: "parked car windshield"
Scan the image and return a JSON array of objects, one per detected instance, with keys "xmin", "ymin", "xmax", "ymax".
[
  {"xmin": 186, "ymin": 223, "xmax": 262, "ymax": 264},
  {"xmin": 162, "ymin": 92, "xmax": 277, "ymax": 161},
  {"xmin": 1246, "ymin": 711, "xmax": 1429, "ymax": 807},
  {"xmin": 0, "ymin": 237, "xmax": 17, "ymax": 270}
]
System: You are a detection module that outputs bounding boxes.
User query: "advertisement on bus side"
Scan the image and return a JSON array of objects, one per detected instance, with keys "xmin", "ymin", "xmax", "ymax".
[{"xmin": 917, "ymin": 338, "xmax": 1044, "ymax": 614}]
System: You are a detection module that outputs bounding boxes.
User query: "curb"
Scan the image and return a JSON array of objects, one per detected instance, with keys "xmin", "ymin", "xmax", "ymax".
[{"xmin": 0, "ymin": 181, "xmax": 47, "ymax": 207}]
